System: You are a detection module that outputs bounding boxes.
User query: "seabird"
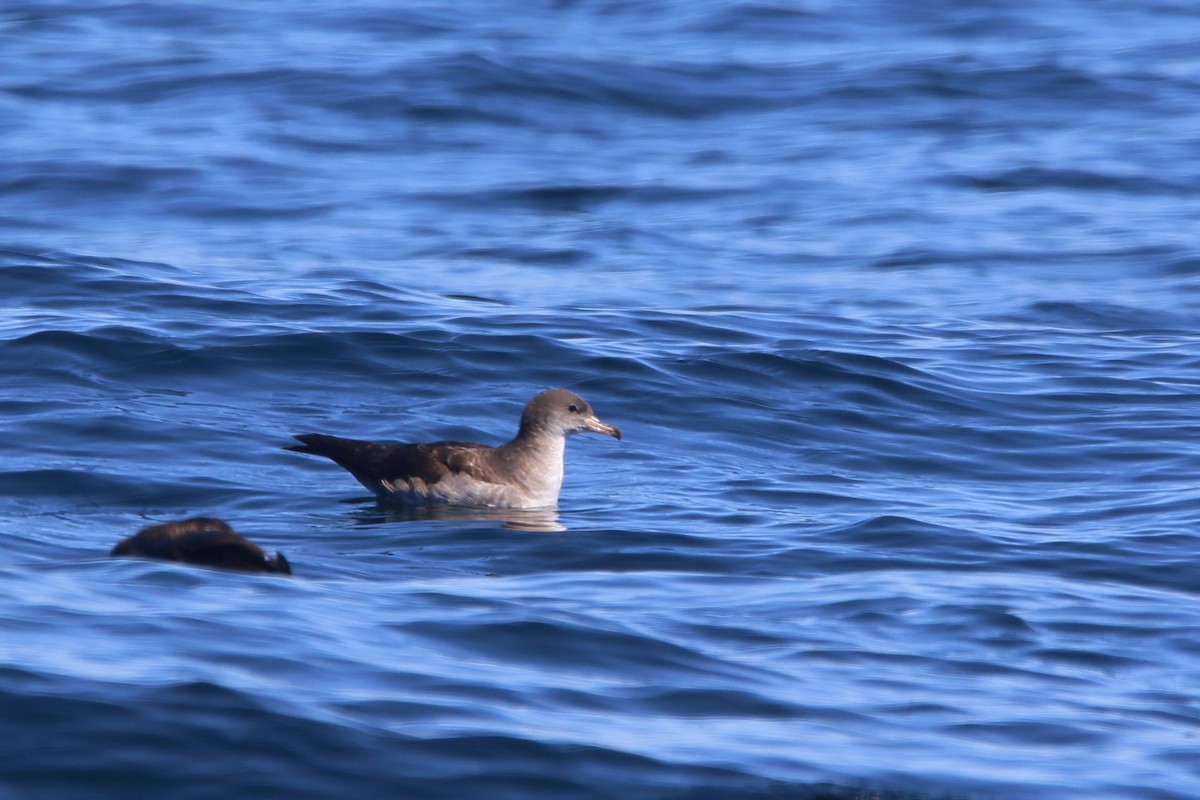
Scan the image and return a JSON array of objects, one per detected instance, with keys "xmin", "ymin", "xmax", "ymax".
[
  {"xmin": 111, "ymin": 518, "xmax": 292, "ymax": 575},
  {"xmin": 287, "ymin": 388, "xmax": 622, "ymax": 508}
]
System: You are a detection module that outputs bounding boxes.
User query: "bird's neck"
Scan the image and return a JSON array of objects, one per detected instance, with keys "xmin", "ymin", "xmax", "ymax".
[{"xmin": 496, "ymin": 429, "xmax": 566, "ymax": 503}]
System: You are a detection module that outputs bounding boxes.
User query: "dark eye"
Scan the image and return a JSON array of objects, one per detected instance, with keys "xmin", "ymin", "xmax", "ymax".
[{"xmin": 567, "ymin": 404, "xmax": 580, "ymax": 413}]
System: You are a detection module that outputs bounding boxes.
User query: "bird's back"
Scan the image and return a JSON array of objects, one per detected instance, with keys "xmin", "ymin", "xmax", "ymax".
[
  {"xmin": 111, "ymin": 518, "xmax": 291, "ymax": 574},
  {"xmin": 288, "ymin": 433, "xmax": 508, "ymax": 504}
]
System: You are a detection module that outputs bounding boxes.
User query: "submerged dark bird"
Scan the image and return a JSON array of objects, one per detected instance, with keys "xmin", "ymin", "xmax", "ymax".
[
  {"xmin": 287, "ymin": 388, "xmax": 622, "ymax": 509},
  {"xmin": 111, "ymin": 518, "xmax": 292, "ymax": 575}
]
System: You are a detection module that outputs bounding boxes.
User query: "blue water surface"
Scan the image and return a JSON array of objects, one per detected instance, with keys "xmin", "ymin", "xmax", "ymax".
[{"xmin": 2, "ymin": 2, "xmax": 1200, "ymax": 798}]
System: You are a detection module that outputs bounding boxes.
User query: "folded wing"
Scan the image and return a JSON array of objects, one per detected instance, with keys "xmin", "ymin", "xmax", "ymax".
[{"xmin": 288, "ymin": 434, "xmax": 500, "ymax": 496}]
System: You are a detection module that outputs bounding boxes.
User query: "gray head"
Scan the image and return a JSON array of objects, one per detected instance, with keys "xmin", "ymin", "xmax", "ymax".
[{"xmin": 518, "ymin": 389, "xmax": 622, "ymax": 441}]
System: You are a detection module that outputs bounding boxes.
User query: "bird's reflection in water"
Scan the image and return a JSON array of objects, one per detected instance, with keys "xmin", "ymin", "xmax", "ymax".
[{"xmin": 349, "ymin": 501, "xmax": 565, "ymax": 533}]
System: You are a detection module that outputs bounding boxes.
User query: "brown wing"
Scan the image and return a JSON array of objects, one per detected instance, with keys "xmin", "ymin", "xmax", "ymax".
[
  {"xmin": 167, "ymin": 531, "xmax": 287, "ymax": 573},
  {"xmin": 112, "ymin": 518, "xmax": 291, "ymax": 575},
  {"xmin": 288, "ymin": 434, "xmax": 500, "ymax": 494}
]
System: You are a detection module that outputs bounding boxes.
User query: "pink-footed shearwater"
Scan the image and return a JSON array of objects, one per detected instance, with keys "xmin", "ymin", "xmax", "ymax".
[
  {"xmin": 287, "ymin": 388, "xmax": 622, "ymax": 508},
  {"xmin": 111, "ymin": 518, "xmax": 292, "ymax": 575}
]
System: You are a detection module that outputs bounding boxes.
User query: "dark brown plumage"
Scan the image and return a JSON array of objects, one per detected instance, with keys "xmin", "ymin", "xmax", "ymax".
[
  {"xmin": 287, "ymin": 436, "xmax": 492, "ymax": 492},
  {"xmin": 111, "ymin": 518, "xmax": 292, "ymax": 575},
  {"xmin": 287, "ymin": 388, "xmax": 622, "ymax": 508}
]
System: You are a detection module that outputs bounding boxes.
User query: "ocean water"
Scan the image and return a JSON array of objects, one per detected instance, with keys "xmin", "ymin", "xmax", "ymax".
[{"xmin": 2, "ymin": 1, "xmax": 1200, "ymax": 798}]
